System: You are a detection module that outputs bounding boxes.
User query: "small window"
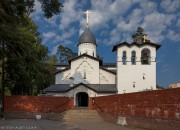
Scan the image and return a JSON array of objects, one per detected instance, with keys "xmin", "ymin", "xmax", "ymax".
[
  {"xmin": 143, "ymin": 76, "xmax": 145, "ymax": 80},
  {"xmin": 131, "ymin": 51, "xmax": 136, "ymax": 65},
  {"xmin": 141, "ymin": 49, "xmax": 150, "ymax": 65},
  {"xmin": 84, "ymin": 70, "xmax": 86, "ymax": 79},
  {"xmin": 93, "ymin": 52, "xmax": 94, "ymax": 57},
  {"xmin": 122, "ymin": 51, "xmax": 127, "ymax": 65},
  {"xmin": 133, "ymin": 82, "xmax": 136, "ymax": 88}
]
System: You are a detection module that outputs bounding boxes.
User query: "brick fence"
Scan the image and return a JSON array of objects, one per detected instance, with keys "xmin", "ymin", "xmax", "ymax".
[
  {"xmin": 92, "ymin": 88, "xmax": 180, "ymax": 130},
  {"xmin": 4, "ymin": 96, "xmax": 74, "ymax": 119}
]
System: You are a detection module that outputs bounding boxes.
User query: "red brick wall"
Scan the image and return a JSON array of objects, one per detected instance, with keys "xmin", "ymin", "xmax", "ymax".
[
  {"xmin": 5, "ymin": 96, "xmax": 74, "ymax": 113},
  {"xmin": 92, "ymin": 88, "xmax": 180, "ymax": 130}
]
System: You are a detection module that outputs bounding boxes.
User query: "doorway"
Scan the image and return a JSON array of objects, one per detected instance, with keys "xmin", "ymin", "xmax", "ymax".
[{"xmin": 76, "ymin": 92, "xmax": 88, "ymax": 107}]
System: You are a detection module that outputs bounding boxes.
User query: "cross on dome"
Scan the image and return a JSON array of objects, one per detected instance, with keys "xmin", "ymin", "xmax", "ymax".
[{"xmin": 84, "ymin": 10, "xmax": 91, "ymax": 28}]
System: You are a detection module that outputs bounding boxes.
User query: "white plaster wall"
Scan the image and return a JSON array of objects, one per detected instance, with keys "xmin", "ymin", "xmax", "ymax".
[
  {"xmin": 70, "ymin": 56, "xmax": 100, "ymax": 84},
  {"xmin": 117, "ymin": 45, "xmax": 157, "ymax": 94},
  {"xmin": 56, "ymin": 66, "xmax": 68, "ymax": 70},
  {"xmin": 99, "ymin": 69, "xmax": 116, "ymax": 84},
  {"xmin": 78, "ymin": 43, "xmax": 96, "ymax": 57},
  {"xmin": 104, "ymin": 67, "xmax": 116, "ymax": 70},
  {"xmin": 96, "ymin": 93, "xmax": 117, "ymax": 96},
  {"xmin": 55, "ymin": 69, "xmax": 71, "ymax": 84}
]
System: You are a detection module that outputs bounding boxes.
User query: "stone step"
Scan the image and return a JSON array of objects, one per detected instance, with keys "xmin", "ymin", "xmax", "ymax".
[
  {"xmin": 63, "ymin": 115, "xmax": 102, "ymax": 119},
  {"xmin": 63, "ymin": 113, "xmax": 99, "ymax": 116},
  {"xmin": 59, "ymin": 109, "xmax": 103, "ymax": 121}
]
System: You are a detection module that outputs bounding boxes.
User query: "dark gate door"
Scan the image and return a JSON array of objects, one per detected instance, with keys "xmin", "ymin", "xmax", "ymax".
[{"xmin": 77, "ymin": 92, "xmax": 88, "ymax": 107}]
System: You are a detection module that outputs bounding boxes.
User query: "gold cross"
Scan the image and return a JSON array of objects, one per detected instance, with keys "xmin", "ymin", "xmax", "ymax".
[{"xmin": 84, "ymin": 10, "xmax": 91, "ymax": 28}]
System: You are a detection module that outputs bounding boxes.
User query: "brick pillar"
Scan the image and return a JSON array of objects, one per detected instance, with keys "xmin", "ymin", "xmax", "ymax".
[
  {"xmin": 89, "ymin": 98, "xmax": 95, "ymax": 110},
  {"xmin": 68, "ymin": 97, "xmax": 74, "ymax": 110}
]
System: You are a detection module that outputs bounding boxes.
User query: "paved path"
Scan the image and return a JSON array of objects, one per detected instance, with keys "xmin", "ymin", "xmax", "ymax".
[{"xmin": 0, "ymin": 119, "xmax": 145, "ymax": 130}]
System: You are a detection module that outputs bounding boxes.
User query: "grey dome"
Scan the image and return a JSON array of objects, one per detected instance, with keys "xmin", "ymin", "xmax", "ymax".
[{"xmin": 78, "ymin": 28, "xmax": 96, "ymax": 46}]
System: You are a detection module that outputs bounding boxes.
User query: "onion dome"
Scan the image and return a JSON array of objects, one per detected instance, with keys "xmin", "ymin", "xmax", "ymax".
[{"xmin": 78, "ymin": 28, "xmax": 96, "ymax": 46}]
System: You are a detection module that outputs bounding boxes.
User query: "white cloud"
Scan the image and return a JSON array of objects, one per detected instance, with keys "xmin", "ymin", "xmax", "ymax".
[
  {"xmin": 160, "ymin": 0, "xmax": 180, "ymax": 13},
  {"xmin": 59, "ymin": 0, "xmax": 82, "ymax": 30},
  {"xmin": 54, "ymin": 28, "xmax": 77, "ymax": 44},
  {"xmin": 43, "ymin": 32, "xmax": 56, "ymax": 39},
  {"xmin": 140, "ymin": 1, "xmax": 157, "ymax": 14},
  {"xmin": 118, "ymin": 9, "xmax": 143, "ymax": 32},
  {"xmin": 31, "ymin": 0, "xmax": 180, "ymax": 49},
  {"xmin": 167, "ymin": 30, "xmax": 180, "ymax": 41},
  {"xmin": 44, "ymin": 15, "xmax": 58, "ymax": 25},
  {"xmin": 176, "ymin": 19, "xmax": 180, "ymax": 27},
  {"xmin": 142, "ymin": 12, "xmax": 175, "ymax": 42},
  {"xmin": 50, "ymin": 45, "xmax": 59, "ymax": 55},
  {"xmin": 42, "ymin": 32, "xmax": 56, "ymax": 44},
  {"xmin": 30, "ymin": 0, "xmax": 42, "ymax": 18}
]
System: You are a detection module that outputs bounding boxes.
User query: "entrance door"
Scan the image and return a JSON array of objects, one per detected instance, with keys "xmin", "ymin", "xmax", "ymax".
[{"xmin": 76, "ymin": 92, "xmax": 88, "ymax": 107}]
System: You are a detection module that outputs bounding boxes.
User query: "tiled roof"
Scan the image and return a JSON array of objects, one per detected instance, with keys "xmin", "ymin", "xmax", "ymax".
[{"xmin": 43, "ymin": 83, "xmax": 117, "ymax": 93}]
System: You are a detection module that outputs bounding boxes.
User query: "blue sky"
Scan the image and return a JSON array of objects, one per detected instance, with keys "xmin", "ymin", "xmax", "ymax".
[{"xmin": 31, "ymin": 0, "xmax": 180, "ymax": 87}]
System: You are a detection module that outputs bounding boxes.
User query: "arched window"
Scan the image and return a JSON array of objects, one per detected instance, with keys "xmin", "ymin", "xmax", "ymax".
[
  {"xmin": 131, "ymin": 51, "xmax": 136, "ymax": 65},
  {"xmin": 141, "ymin": 49, "xmax": 150, "ymax": 65},
  {"xmin": 122, "ymin": 51, "xmax": 127, "ymax": 65}
]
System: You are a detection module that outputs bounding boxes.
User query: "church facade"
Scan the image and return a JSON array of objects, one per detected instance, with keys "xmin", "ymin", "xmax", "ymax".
[{"xmin": 43, "ymin": 12, "xmax": 161, "ymax": 107}]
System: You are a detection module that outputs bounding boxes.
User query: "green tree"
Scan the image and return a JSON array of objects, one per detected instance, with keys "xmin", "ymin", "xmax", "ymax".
[
  {"xmin": 0, "ymin": 0, "xmax": 63, "ymax": 95},
  {"xmin": 57, "ymin": 45, "xmax": 77, "ymax": 63}
]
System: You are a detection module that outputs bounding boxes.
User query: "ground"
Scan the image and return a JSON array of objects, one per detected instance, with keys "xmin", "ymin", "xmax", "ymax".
[{"xmin": 0, "ymin": 119, "xmax": 145, "ymax": 130}]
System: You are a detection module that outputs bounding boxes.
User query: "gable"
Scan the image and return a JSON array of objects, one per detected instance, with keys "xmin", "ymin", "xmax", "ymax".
[
  {"xmin": 68, "ymin": 53, "xmax": 102, "ymax": 65},
  {"xmin": 112, "ymin": 42, "xmax": 161, "ymax": 52}
]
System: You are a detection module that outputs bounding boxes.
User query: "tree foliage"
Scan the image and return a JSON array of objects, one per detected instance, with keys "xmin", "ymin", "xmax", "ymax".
[
  {"xmin": 0, "ymin": 0, "xmax": 62, "ymax": 95},
  {"xmin": 57, "ymin": 45, "xmax": 77, "ymax": 63}
]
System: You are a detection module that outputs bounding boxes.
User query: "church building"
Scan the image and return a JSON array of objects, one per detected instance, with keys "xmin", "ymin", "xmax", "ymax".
[{"xmin": 43, "ymin": 11, "xmax": 161, "ymax": 107}]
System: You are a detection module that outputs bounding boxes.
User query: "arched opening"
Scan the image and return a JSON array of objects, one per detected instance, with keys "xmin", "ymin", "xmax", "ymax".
[
  {"xmin": 141, "ymin": 49, "xmax": 150, "ymax": 65},
  {"xmin": 76, "ymin": 92, "xmax": 89, "ymax": 107},
  {"xmin": 131, "ymin": 51, "xmax": 136, "ymax": 65},
  {"xmin": 122, "ymin": 51, "xmax": 127, "ymax": 65}
]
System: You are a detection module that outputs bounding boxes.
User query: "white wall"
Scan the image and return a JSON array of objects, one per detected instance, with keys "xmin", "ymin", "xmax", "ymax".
[
  {"xmin": 70, "ymin": 56, "xmax": 100, "ymax": 84},
  {"xmin": 55, "ymin": 69, "xmax": 71, "ymax": 84},
  {"xmin": 55, "ymin": 56, "xmax": 100, "ymax": 84},
  {"xmin": 78, "ymin": 43, "xmax": 96, "ymax": 57},
  {"xmin": 117, "ymin": 44, "xmax": 157, "ymax": 94},
  {"xmin": 99, "ymin": 68, "xmax": 116, "ymax": 84}
]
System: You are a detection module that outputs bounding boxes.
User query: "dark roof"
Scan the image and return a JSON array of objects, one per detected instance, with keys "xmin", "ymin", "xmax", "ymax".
[
  {"xmin": 68, "ymin": 53, "xmax": 103, "ymax": 65},
  {"xmin": 112, "ymin": 41, "xmax": 161, "ymax": 52},
  {"xmin": 54, "ymin": 67, "xmax": 70, "ymax": 74},
  {"xmin": 102, "ymin": 63, "xmax": 116, "ymax": 67},
  {"xmin": 100, "ymin": 67, "xmax": 116, "ymax": 74},
  {"xmin": 43, "ymin": 83, "xmax": 117, "ymax": 93},
  {"xmin": 78, "ymin": 28, "xmax": 97, "ymax": 46},
  {"xmin": 55, "ymin": 63, "xmax": 69, "ymax": 67}
]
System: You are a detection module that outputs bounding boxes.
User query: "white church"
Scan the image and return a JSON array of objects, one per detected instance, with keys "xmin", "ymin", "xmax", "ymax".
[{"xmin": 43, "ymin": 11, "xmax": 161, "ymax": 107}]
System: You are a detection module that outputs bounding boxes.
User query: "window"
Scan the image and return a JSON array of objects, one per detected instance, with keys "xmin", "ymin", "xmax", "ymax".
[
  {"xmin": 122, "ymin": 51, "xmax": 127, "ymax": 65},
  {"xmin": 93, "ymin": 52, "xmax": 94, "ymax": 57},
  {"xmin": 141, "ymin": 49, "xmax": 150, "ymax": 65},
  {"xmin": 131, "ymin": 51, "xmax": 136, "ymax": 65},
  {"xmin": 133, "ymin": 82, "xmax": 136, "ymax": 88},
  {"xmin": 84, "ymin": 70, "xmax": 86, "ymax": 79}
]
